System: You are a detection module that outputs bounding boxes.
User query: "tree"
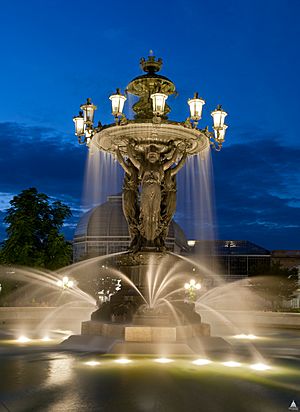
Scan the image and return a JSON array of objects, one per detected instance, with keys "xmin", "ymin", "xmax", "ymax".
[
  {"xmin": 248, "ymin": 262, "xmax": 299, "ymax": 310},
  {"xmin": 0, "ymin": 188, "xmax": 72, "ymax": 270}
]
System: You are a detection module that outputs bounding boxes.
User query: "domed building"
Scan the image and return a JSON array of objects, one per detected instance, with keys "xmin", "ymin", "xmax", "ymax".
[{"xmin": 73, "ymin": 195, "xmax": 188, "ymax": 262}]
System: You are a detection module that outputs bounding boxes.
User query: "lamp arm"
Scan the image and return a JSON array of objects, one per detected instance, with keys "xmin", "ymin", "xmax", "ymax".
[{"xmin": 209, "ymin": 141, "xmax": 222, "ymax": 152}]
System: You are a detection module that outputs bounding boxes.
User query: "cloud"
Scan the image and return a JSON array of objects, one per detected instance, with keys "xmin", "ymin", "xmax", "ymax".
[
  {"xmin": 0, "ymin": 122, "xmax": 86, "ymax": 240},
  {"xmin": 0, "ymin": 122, "xmax": 299, "ymax": 250},
  {"xmin": 211, "ymin": 131, "xmax": 300, "ymax": 249},
  {"xmin": 0, "ymin": 122, "xmax": 84, "ymax": 197}
]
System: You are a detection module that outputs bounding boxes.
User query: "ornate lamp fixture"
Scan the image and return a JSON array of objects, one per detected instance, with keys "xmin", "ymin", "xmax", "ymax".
[
  {"xmin": 211, "ymin": 105, "xmax": 228, "ymax": 144},
  {"xmin": 187, "ymin": 92, "xmax": 205, "ymax": 126},
  {"xmin": 109, "ymin": 88, "xmax": 127, "ymax": 123},
  {"xmin": 150, "ymin": 92, "xmax": 168, "ymax": 116},
  {"xmin": 73, "ymin": 52, "xmax": 228, "ymax": 152},
  {"xmin": 184, "ymin": 279, "xmax": 202, "ymax": 302},
  {"xmin": 73, "ymin": 111, "xmax": 85, "ymax": 139}
]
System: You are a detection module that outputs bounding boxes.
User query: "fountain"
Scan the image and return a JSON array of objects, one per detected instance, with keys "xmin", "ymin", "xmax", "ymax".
[
  {"xmin": 69, "ymin": 53, "xmax": 229, "ymax": 354},
  {"xmin": 1, "ymin": 56, "xmax": 299, "ymax": 412}
]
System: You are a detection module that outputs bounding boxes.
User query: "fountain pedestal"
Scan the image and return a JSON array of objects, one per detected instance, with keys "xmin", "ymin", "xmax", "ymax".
[{"xmin": 81, "ymin": 320, "xmax": 210, "ymax": 342}]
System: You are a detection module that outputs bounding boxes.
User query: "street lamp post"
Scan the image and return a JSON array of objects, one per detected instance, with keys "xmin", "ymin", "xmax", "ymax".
[
  {"xmin": 184, "ymin": 279, "xmax": 201, "ymax": 302},
  {"xmin": 57, "ymin": 276, "xmax": 74, "ymax": 290}
]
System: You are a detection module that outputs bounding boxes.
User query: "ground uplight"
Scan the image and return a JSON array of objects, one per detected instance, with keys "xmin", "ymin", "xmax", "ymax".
[
  {"xmin": 114, "ymin": 358, "xmax": 132, "ymax": 364},
  {"xmin": 41, "ymin": 336, "xmax": 51, "ymax": 342},
  {"xmin": 192, "ymin": 359, "xmax": 212, "ymax": 366},
  {"xmin": 250, "ymin": 363, "xmax": 271, "ymax": 371},
  {"xmin": 233, "ymin": 334, "xmax": 258, "ymax": 340},
  {"xmin": 16, "ymin": 336, "xmax": 31, "ymax": 343},
  {"xmin": 154, "ymin": 357, "xmax": 174, "ymax": 364},
  {"xmin": 222, "ymin": 361, "xmax": 241, "ymax": 368},
  {"xmin": 85, "ymin": 361, "xmax": 101, "ymax": 367}
]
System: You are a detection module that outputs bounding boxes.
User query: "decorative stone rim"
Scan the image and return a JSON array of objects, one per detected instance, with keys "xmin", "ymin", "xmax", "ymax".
[{"xmin": 92, "ymin": 122, "xmax": 209, "ymax": 156}]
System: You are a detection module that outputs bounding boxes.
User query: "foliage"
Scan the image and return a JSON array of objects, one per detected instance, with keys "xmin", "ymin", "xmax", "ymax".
[
  {"xmin": 248, "ymin": 262, "xmax": 299, "ymax": 310},
  {"xmin": 0, "ymin": 188, "xmax": 72, "ymax": 270}
]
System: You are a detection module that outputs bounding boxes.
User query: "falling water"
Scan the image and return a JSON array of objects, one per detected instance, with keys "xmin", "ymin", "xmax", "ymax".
[
  {"xmin": 82, "ymin": 149, "xmax": 122, "ymax": 210},
  {"xmin": 177, "ymin": 146, "xmax": 217, "ymax": 242}
]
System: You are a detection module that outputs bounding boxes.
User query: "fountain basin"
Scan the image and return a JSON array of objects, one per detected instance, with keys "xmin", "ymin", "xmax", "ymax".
[{"xmin": 81, "ymin": 321, "xmax": 210, "ymax": 342}]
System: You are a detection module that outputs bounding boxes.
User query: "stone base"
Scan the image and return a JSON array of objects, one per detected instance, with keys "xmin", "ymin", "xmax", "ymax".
[
  {"xmin": 81, "ymin": 320, "xmax": 210, "ymax": 342},
  {"xmin": 60, "ymin": 334, "xmax": 230, "ymax": 355}
]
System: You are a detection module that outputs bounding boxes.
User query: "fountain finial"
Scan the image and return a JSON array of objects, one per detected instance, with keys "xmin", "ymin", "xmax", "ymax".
[{"xmin": 140, "ymin": 52, "xmax": 163, "ymax": 74}]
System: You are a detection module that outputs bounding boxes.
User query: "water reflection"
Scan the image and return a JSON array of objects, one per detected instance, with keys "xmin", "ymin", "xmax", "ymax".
[{"xmin": 46, "ymin": 354, "xmax": 75, "ymax": 386}]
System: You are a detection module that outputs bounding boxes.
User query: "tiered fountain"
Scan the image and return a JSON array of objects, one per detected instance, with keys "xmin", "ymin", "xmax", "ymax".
[{"xmin": 71, "ymin": 53, "xmax": 229, "ymax": 353}]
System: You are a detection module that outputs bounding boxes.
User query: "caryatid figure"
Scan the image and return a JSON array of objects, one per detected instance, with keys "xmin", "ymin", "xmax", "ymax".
[
  {"xmin": 115, "ymin": 147, "xmax": 140, "ymax": 251},
  {"xmin": 127, "ymin": 143, "xmax": 181, "ymax": 245}
]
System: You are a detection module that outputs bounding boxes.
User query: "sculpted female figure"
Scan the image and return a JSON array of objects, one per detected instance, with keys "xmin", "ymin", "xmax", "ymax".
[
  {"xmin": 115, "ymin": 147, "xmax": 140, "ymax": 250},
  {"xmin": 127, "ymin": 143, "xmax": 180, "ymax": 244}
]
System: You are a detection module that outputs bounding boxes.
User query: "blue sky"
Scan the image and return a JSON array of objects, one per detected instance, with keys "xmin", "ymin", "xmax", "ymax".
[{"xmin": 0, "ymin": 0, "xmax": 299, "ymax": 250}]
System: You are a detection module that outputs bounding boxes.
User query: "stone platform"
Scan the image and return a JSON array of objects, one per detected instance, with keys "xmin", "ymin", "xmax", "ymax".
[{"xmin": 81, "ymin": 320, "xmax": 210, "ymax": 342}]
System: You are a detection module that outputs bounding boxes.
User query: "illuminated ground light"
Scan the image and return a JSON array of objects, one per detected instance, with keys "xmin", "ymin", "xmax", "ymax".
[
  {"xmin": 222, "ymin": 361, "xmax": 241, "ymax": 368},
  {"xmin": 41, "ymin": 336, "xmax": 52, "ymax": 342},
  {"xmin": 114, "ymin": 358, "xmax": 132, "ymax": 364},
  {"xmin": 154, "ymin": 357, "xmax": 174, "ymax": 364},
  {"xmin": 192, "ymin": 359, "xmax": 212, "ymax": 366},
  {"xmin": 16, "ymin": 336, "xmax": 31, "ymax": 343},
  {"xmin": 250, "ymin": 363, "xmax": 271, "ymax": 371},
  {"xmin": 85, "ymin": 361, "xmax": 101, "ymax": 367},
  {"xmin": 233, "ymin": 334, "xmax": 258, "ymax": 340}
]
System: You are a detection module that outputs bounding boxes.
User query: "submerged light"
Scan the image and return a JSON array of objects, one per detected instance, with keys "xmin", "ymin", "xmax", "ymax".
[
  {"xmin": 233, "ymin": 334, "xmax": 258, "ymax": 340},
  {"xmin": 154, "ymin": 357, "xmax": 174, "ymax": 364},
  {"xmin": 41, "ymin": 336, "xmax": 51, "ymax": 342},
  {"xmin": 222, "ymin": 361, "xmax": 241, "ymax": 368},
  {"xmin": 250, "ymin": 363, "xmax": 271, "ymax": 371},
  {"xmin": 17, "ymin": 336, "xmax": 31, "ymax": 343},
  {"xmin": 85, "ymin": 361, "xmax": 101, "ymax": 367},
  {"xmin": 115, "ymin": 358, "xmax": 132, "ymax": 364},
  {"xmin": 192, "ymin": 359, "xmax": 212, "ymax": 366}
]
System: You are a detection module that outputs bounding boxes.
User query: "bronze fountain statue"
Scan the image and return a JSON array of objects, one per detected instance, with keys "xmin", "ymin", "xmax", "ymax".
[
  {"xmin": 73, "ymin": 52, "xmax": 228, "ymax": 254},
  {"xmin": 72, "ymin": 54, "xmax": 229, "ymax": 347}
]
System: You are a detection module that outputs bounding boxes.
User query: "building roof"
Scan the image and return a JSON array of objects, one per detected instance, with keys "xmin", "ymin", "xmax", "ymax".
[
  {"xmin": 74, "ymin": 195, "xmax": 188, "ymax": 249},
  {"xmin": 191, "ymin": 240, "xmax": 270, "ymax": 255}
]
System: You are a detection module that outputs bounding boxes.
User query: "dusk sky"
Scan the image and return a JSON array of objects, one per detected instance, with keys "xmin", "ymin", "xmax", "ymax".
[{"xmin": 0, "ymin": 0, "xmax": 299, "ymax": 250}]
